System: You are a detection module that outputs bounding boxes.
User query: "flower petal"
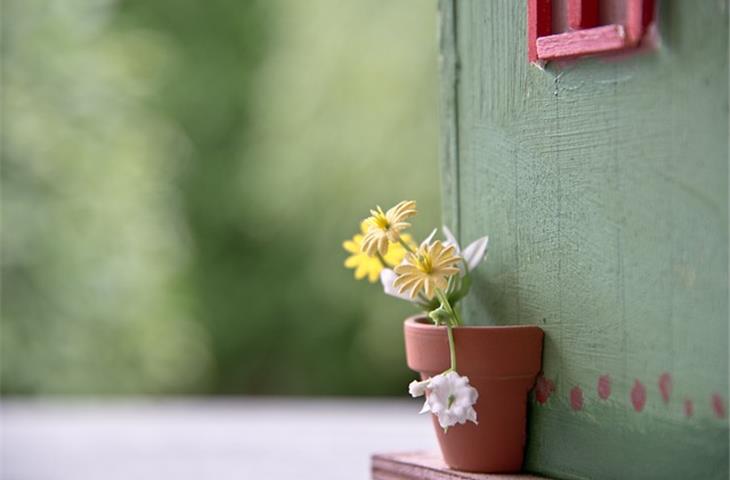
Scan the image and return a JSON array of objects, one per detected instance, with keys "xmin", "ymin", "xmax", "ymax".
[
  {"xmin": 367, "ymin": 266, "xmax": 380, "ymax": 283},
  {"xmin": 354, "ymin": 264, "xmax": 368, "ymax": 280},
  {"xmin": 407, "ymin": 279, "xmax": 425, "ymax": 299},
  {"xmin": 425, "ymin": 371, "xmax": 479, "ymax": 428},
  {"xmin": 466, "ymin": 407, "xmax": 478, "ymax": 424},
  {"xmin": 343, "ymin": 239, "xmax": 360, "ymax": 254},
  {"xmin": 409, "ymin": 379, "xmax": 429, "ymax": 397},
  {"xmin": 420, "ymin": 228, "xmax": 438, "ymax": 248},
  {"xmin": 441, "ymin": 225, "xmax": 460, "ymax": 252},
  {"xmin": 462, "ymin": 236, "xmax": 489, "ymax": 271},
  {"xmin": 380, "ymin": 269, "xmax": 413, "ymax": 301}
]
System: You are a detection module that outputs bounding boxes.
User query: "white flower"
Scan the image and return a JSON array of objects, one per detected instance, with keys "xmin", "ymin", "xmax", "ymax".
[
  {"xmin": 442, "ymin": 225, "xmax": 489, "ymax": 272},
  {"xmin": 408, "ymin": 379, "xmax": 430, "ymax": 397},
  {"xmin": 420, "ymin": 228, "xmax": 438, "ymax": 248},
  {"xmin": 419, "ymin": 371, "xmax": 478, "ymax": 429}
]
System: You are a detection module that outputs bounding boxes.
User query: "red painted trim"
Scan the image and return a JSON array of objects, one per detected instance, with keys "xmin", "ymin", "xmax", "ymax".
[
  {"xmin": 529, "ymin": 0, "xmax": 656, "ymax": 63},
  {"xmin": 567, "ymin": 0, "xmax": 599, "ymax": 30},
  {"xmin": 625, "ymin": 0, "xmax": 644, "ymax": 45},
  {"xmin": 642, "ymin": 0, "xmax": 656, "ymax": 30},
  {"xmin": 528, "ymin": 0, "xmax": 552, "ymax": 62},
  {"xmin": 537, "ymin": 24, "xmax": 627, "ymax": 60}
]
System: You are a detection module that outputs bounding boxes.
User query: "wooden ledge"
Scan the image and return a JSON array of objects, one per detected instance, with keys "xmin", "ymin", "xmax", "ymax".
[{"xmin": 371, "ymin": 452, "xmax": 551, "ymax": 480}]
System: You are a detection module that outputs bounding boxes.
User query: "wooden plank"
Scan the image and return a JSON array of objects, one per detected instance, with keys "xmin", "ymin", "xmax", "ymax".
[
  {"xmin": 567, "ymin": 0, "xmax": 599, "ymax": 29},
  {"xmin": 371, "ymin": 452, "xmax": 551, "ymax": 480},
  {"xmin": 444, "ymin": 1, "xmax": 729, "ymax": 479},
  {"xmin": 438, "ymin": 0, "xmax": 460, "ymax": 234},
  {"xmin": 536, "ymin": 25, "xmax": 627, "ymax": 60}
]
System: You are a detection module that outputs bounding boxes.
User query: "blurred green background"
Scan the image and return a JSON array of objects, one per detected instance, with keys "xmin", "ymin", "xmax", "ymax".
[{"xmin": 2, "ymin": 0, "xmax": 441, "ymax": 395}]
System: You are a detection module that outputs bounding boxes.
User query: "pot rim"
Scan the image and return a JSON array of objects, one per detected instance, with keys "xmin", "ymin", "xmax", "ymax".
[
  {"xmin": 404, "ymin": 314, "xmax": 544, "ymax": 379},
  {"xmin": 405, "ymin": 315, "xmax": 541, "ymax": 331}
]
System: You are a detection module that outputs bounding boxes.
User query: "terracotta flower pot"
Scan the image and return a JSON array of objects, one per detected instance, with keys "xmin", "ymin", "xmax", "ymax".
[{"xmin": 403, "ymin": 315, "xmax": 544, "ymax": 473}]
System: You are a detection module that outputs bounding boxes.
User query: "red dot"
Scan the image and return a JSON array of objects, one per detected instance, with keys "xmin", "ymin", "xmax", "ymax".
[
  {"xmin": 570, "ymin": 386, "xmax": 584, "ymax": 411},
  {"xmin": 658, "ymin": 373, "xmax": 672, "ymax": 404},
  {"xmin": 597, "ymin": 374, "xmax": 611, "ymax": 400},
  {"xmin": 712, "ymin": 393, "xmax": 726, "ymax": 419},
  {"xmin": 535, "ymin": 375, "xmax": 555, "ymax": 405},
  {"xmin": 631, "ymin": 380, "xmax": 646, "ymax": 412},
  {"xmin": 683, "ymin": 399, "xmax": 693, "ymax": 418}
]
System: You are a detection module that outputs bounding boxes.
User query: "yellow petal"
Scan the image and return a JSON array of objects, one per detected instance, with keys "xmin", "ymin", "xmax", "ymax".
[
  {"xmin": 408, "ymin": 279, "xmax": 424, "ymax": 299},
  {"xmin": 344, "ymin": 255, "xmax": 359, "ymax": 268},
  {"xmin": 384, "ymin": 250, "xmax": 406, "ymax": 265},
  {"xmin": 423, "ymin": 278, "xmax": 433, "ymax": 298},
  {"xmin": 377, "ymin": 236, "xmax": 389, "ymax": 256},
  {"xmin": 395, "ymin": 264, "xmax": 421, "ymax": 275},
  {"xmin": 367, "ymin": 266, "xmax": 380, "ymax": 283},
  {"xmin": 354, "ymin": 264, "xmax": 368, "ymax": 280},
  {"xmin": 393, "ymin": 272, "xmax": 414, "ymax": 289},
  {"xmin": 397, "ymin": 275, "xmax": 422, "ymax": 293},
  {"xmin": 343, "ymin": 239, "xmax": 361, "ymax": 254}
]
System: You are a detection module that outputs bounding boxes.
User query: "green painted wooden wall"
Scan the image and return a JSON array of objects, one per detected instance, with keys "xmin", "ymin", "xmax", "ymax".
[{"xmin": 437, "ymin": 1, "xmax": 729, "ymax": 478}]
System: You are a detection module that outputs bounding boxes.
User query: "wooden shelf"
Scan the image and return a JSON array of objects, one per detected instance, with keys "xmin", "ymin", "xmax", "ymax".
[{"xmin": 371, "ymin": 452, "xmax": 551, "ymax": 480}]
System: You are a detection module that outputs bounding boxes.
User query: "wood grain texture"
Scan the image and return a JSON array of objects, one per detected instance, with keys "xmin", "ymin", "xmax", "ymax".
[
  {"xmin": 439, "ymin": 1, "xmax": 729, "ymax": 478},
  {"xmin": 438, "ymin": 0, "xmax": 460, "ymax": 235},
  {"xmin": 371, "ymin": 452, "xmax": 551, "ymax": 480}
]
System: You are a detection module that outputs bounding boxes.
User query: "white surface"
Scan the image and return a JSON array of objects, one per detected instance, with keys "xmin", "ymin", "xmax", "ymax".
[{"xmin": 1, "ymin": 398, "xmax": 437, "ymax": 480}]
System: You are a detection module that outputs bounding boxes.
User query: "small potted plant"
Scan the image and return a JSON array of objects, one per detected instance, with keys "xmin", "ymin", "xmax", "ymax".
[{"xmin": 343, "ymin": 200, "xmax": 544, "ymax": 473}]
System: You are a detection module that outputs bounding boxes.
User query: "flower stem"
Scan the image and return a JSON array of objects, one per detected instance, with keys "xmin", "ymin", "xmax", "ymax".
[
  {"xmin": 375, "ymin": 252, "xmax": 392, "ymax": 268},
  {"xmin": 435, "ymin": 288, "xmax": 461, "ymax": 327},
  {"xmin": 435, "ymin": 287, "xmax": 459, "ymax": 372},
  {"xmin": 446, "ymin": 321, "xmax": 457, "ymax": 372},
  {"xmin": 398, "ymin": 237, "xmax": 415, "ymax": 254}
]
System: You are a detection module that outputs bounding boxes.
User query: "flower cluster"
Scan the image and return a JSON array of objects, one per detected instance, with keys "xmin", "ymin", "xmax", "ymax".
[
  {"xmin": 343, "ymin": 200, "xmax": 489, "ymax": 430},
  {"xmin": 342, "ymin": 221, "xmax": 415, "ymax": 283},
  {"xmin": 410, "ymin": 372, "xmax": 479, "ymax": 429}
]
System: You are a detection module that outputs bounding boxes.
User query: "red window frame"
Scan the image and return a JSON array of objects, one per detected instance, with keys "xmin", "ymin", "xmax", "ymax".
[{"xmin": 528, "ymin": 0, "xmax": 656, "ymax": 62}]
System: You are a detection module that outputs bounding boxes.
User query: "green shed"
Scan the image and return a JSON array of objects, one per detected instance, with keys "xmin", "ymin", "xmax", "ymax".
[{"xmin": 437, "ymin": 1, "xmax": 729, "ymax": 478}]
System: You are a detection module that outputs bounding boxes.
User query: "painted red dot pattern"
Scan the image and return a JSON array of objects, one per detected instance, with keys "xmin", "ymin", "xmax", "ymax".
[
  {"xmin": 533, "ymin": 373, "xmax": 726, "ymax": 420},
  {"xmin": 570, "ymin": 386, "xmax": 583, "ymax": 411},
  {"xmin": 658, "ymin": 372, "xmax": 672, "ymax": 404},
  {"xmin": 712, "ymin": 393, "xmax": 726, "ymax": 419},
  {"xmin": 631, "ymin": 380, "xmax": 647, "ymax": 412},
  {"xmin": 597, "ymin": 374, "xmax": 611, "ymax": 400},
  {"xmin": 535, "ymin": 375, "xmax": 555, "ymax": 405}
]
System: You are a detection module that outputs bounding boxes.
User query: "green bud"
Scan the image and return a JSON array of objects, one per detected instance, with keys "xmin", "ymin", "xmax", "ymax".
[{"xmin": 429, "ymin": 304, "xmax": 452, "ymax": 325}]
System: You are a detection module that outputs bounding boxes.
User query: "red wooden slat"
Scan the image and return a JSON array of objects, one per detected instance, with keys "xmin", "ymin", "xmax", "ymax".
[
  {"xmin": 528, "ymin": 0, "xmax": 552, "ymax": 62},
  {"xmin": 625, "ymin": 0, "xmax": 644, "ymax": 45},
  {"xmin": 536, "ymin": 24, "xmax": 627, "ymax": 60},
  {"xmin": 567, "ymin": 0, "xmax": 599, "ymax": 30}
]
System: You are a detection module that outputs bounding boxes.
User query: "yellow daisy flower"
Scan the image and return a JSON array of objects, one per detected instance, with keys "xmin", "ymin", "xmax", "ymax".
[
  {"xmin": 361, "ymin": 200, "xmax": 417, "ymax": 257},
  {"xmin": 343, "ymin": 222, "xmax": 415, "ymax": 282},
  {"xmin": 393, "ymin": 240, "xmax": 461, "ymax": 299}
]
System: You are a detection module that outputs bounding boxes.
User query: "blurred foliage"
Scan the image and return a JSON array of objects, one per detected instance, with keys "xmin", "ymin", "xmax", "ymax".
[{"xmin": 2, "ymin": 0, "xmax": 441, "ymax": 395}]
